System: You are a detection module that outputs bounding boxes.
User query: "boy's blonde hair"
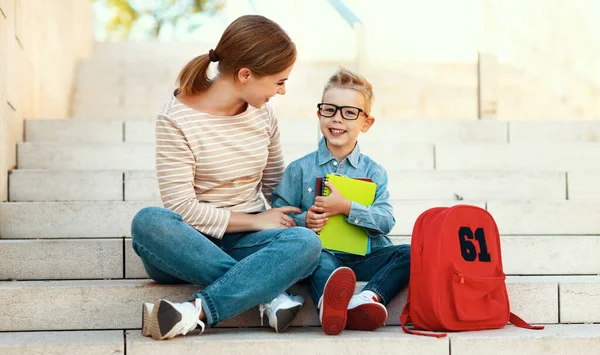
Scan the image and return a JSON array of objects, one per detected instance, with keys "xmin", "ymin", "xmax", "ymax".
[{"xmin": 322, "ymin": 68, "xmax": 375, "ymax": 114}]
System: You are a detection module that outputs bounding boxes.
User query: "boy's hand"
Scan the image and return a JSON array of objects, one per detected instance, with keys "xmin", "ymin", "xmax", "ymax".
[
  {"xmin": 306, "ymin": 205, "xmax": 328, "ymax": 233},
  {"xmin": 256, "ymin": 206, "xmax": 300, "ymax": 230},
  {"xmin": 315, "ymin": 182, "xmax": 352, "ymax": 216}
]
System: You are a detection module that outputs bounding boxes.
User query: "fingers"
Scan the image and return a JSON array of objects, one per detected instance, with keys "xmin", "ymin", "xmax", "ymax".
[
  {"xmin": 324, "ymin": 181, "xmax": 338, "ymax": 193},
  {"xmin": 282, "ymin": 215, "xmax": 296, "ymax": 227},
  {"xmin": 309, "ymin": 205, "xmax": 325, "ymax": 214},
  {"xmin": 306, "ymin": 209, "xmax": 328, "ymax": 231},
  {"xmin": 275, "ymin": 206, "xmax": 302, "ymax": 214}
]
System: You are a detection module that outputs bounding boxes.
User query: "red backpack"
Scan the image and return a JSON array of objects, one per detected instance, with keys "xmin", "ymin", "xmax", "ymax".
[{"xmin": 400, "ymin": 205, "xmax": 543, "ymax": 337}]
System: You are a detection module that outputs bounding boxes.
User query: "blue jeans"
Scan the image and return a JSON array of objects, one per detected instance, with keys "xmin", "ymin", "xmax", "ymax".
[
  {"xmin": 308, "ymin": 244, "xmax": 411, "ymax": 307},
  {"xmin": 131, "ymin": 207, "xmax": 322, "ymax": 327}
]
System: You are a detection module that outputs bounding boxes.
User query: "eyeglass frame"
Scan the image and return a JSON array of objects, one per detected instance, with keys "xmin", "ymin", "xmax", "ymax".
[{"xmin": 317, "ymin": 103, "xmax": 369, "ymax": 120}]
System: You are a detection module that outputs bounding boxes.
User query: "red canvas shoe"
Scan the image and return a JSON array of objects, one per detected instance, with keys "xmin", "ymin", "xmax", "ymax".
[
  {"xmin": 346, "ymin": 292, "xmax": 388, "ymax": 331},
  {"xmin": 319, "ymin": 267, "xmax": 356, "ymax": 335}
]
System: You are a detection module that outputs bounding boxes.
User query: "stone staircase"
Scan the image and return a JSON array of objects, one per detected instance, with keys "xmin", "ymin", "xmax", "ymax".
[
  {"xmin": 2, "ymin": 117, "xmax": 600, "ymax": 354},
  {"xmin": 2, "ymin": 44, "xmax": 600, "ymax": 354}
]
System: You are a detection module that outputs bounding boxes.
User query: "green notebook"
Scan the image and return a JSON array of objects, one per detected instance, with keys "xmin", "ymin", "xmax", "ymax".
[{"xmin": 318, "ymin": 174, "xmax": 377, "ymax": 255}]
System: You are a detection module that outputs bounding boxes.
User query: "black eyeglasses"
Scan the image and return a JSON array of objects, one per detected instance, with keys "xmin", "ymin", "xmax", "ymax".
[{"xmin": 317, "ymin": 103, "xmax": 368, "ymax": 120}]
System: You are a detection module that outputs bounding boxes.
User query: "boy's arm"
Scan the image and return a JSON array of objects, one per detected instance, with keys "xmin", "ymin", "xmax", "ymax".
[
  {"xmin": 346, "ymin": 167, "xmax": 395, "ymax": 237},
  {"xmin": 271, "ymin": 163, "xmax": 308, "ymax": 227}
]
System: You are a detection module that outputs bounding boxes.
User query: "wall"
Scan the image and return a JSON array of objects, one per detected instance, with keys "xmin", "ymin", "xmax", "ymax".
[{"xmin": 0, "ymin": 0, "xmax": 93, "ymax": 201}]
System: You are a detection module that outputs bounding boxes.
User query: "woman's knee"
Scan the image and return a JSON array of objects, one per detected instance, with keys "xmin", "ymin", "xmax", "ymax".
[
  {"xmin": 287, "ymin": 227, "xmax": 322, "ymax": 259},
  {"xmin": 131, "ymin": 206, "xmax": 177, "ymax": 243},
  {"xmin": 295, "ymin": 227, "xmax": 322, "ymax": 249}
]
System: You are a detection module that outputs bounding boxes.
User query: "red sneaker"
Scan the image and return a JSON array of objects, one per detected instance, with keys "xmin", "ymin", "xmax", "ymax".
[
  {"xmin": 319, "ymin": 267, "xmax": 356, "ymax": 335},
  {"xmin": 346, "ymin": 293, "xmax": 388, "ymax": 331}
]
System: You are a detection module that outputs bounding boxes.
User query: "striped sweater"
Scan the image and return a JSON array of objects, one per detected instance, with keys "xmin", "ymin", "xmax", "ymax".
[{"xmin": 155, "ymin": 95, "xmax": 285, "ymax": 239}]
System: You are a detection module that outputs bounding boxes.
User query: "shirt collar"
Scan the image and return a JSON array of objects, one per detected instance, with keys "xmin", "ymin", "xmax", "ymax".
[{"xmin": 317, "ymin": 137, "xmax": 361, "ymax": 168}]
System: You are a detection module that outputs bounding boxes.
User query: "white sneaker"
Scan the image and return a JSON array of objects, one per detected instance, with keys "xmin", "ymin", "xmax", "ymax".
[
  {"xmin": 259, "ymin": 292, "xmax": 305, "ymax": 333},
  {"xmin": 142, "ymin": 299, "xmax": 205, "ymax": 340}
]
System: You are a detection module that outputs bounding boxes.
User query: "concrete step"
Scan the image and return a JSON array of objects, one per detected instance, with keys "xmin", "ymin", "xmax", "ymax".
[
  {"xmin": 8, "ymin": 170, "xmax": 160, "ymax": 202},
  {"xmin": 21, "ymin": 141, "xmax": 600, "ymax": 172},
  {"xmin": 2, "ymin": 200, "xmax": 600, "ymax": 238},
  {"xmin": 10, "ymin": 169, "xmax": 579, "ymax": 202},
  {"xmin": 386, "ymin": 170, "xmax": 567, "ymax": 200},
  {"xmin": 0, "ymin": 238, "xmax": 124, "ymax": 280},
  {"xmin": 25, "ymin": 118, "xmax": 600, "ymax": 144},
  {"xmin": 126, "ymin": 325, "xmax": 600, "ymax": 355},
  {"xmin": 2, "ymin": 325, "xmax": 599, "ymax": 355},
  {"xmin": 0, "ymin": 201, "xmax": 159, "ymax": 238},
  {"xmin": 509, "ymin": 121, "xmax": 600, "ymax": 143},
  {"xmin": 25, "ymin": 119, "xmax": 124, "ymax": 143},
  {"xmin": 2, "ymin": 276, "xmax": 595, "ymax": 331},
  {"xmin": 16, "ymin": 141, "xmax": 433, "ymax": 171},
  {"xmin": 0, "ymin": 331, "xmax": 123, "ymax": 355},
  {"xmin": 388, "ymin": 236, "xmax": 600, "ymax": 276},
  {"xmin": 389, "ymin": 200, "xmax": 600, "ymax": 235},
  {"xmin": 2, "ymin": 234, "xmax": 598, "ymax": 281},
  {"xmin": 9, "ymin": 170, "xmax": 124, "ymax": 202},
  {"xmin": 124, "ymin": 235, "xmax": 600, "ymax": 279},
  {"xmin": 435, "ymin": 143, "xmax": 600, "ymax": 171},
  {"xmin": 17, "ymin": 142, "xmax": 155, "ymax": 170},
  {"xmin": 25, "ymin": 118, "xmax": 320, "ymax": 144}
]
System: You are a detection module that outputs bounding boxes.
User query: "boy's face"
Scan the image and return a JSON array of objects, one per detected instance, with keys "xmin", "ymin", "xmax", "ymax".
[{"xmin": 317, "ymin": 87, "xmax": 374, "ymax": 156}]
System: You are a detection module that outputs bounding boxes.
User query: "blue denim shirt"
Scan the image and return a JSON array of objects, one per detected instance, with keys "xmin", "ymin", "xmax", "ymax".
[{"xmin": 272, "ymin": 137, "xmax": 395, "ymax": 252}]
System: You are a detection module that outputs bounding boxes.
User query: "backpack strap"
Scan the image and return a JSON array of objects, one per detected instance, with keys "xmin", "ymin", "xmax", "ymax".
[
  {"xmin": 400, "ymin": 301, "xmax": 447, "ymax": 338},
  {"xmin": 509, "ymin": 312, "xmax": 545, "ymax": 330}
]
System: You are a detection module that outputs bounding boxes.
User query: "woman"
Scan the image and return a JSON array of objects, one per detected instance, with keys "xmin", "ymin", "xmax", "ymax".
[{"xmin": 131, "ymin": 15, "xmax": 322, "ymax": 341}]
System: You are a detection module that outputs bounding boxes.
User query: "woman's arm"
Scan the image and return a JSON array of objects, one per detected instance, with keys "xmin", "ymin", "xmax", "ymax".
[
  {"xmin": 156, "ymin": 113, "xmax": 233, "ymax": 238},
  {"xmin": 260, "ymin": 106, "xmax": 285, "ymax": 204},
  {"xmin": 157, "ymin": 113, "xmax": 298, "ymax": 236}
]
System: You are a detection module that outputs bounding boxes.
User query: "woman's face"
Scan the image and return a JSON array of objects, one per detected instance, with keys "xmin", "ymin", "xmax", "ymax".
[{"xmin": 238, "ymin": 65, "xmax": 294, "ymax": 108}]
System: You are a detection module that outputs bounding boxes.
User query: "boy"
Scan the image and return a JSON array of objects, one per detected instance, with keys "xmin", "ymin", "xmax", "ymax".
[{"xmin": 271, "ymin": 68, "xmax": 410, "ymax": 335}]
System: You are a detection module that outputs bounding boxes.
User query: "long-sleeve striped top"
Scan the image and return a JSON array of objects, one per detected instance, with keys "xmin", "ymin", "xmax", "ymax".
[{"xmin": 155, "ymin": 94, "xmax": 285, "ymax": 239}]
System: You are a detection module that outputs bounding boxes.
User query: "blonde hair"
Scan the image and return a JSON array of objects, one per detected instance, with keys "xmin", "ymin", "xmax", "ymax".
[
  {"xmin": 177, "ymin": 15, "xmax": 296, "ymax": 96},
  {"xmin": 322, "ymin": 68, "xmax": 375, "ymax": 114}
]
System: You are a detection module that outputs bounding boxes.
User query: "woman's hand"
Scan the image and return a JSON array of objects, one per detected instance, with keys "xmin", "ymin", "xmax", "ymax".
[
  {"xmin": 305, "ymin": 205, "xmax": 328, "ymax": 233},
  {"xmin": 255, "ymin": 206, "xmax": 302, "ymax": 230}
]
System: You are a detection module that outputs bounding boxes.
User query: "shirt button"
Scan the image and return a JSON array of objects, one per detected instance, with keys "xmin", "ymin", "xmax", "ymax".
[
  {"xmin": 354, "ymin": 218, "xmax": 359, "ymax": 223},
  {"xmin": 333, "ymin": 161, "xmax": 338, "ymax": 166},
  {"xmin": 308, "ymin": 187, "xmax": 312, "ymax": 193}
]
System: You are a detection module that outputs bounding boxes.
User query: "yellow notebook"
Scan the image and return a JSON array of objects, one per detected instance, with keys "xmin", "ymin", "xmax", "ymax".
[{"xmin": 318, "ymin": 174, "xmax": 377, "ymax": 255}]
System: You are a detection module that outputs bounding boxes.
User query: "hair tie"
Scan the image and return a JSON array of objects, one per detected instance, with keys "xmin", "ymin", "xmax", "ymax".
[{"xmin": 208, "ymin": 49, "xmax": 219, "ymax": 62}]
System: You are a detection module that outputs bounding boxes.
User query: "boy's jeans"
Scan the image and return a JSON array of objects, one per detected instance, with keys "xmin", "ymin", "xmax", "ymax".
[
  {"xmin": 308, "ymin": 244, "xmax": 411, "ymax": 307},
  {"xmin": 131, "ymin": 206, "xmax": 322, "ymax": 327}
]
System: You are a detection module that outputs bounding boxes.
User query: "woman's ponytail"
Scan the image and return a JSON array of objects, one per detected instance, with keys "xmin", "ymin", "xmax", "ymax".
[{"xmin": 177, "ymin": 54, "xmax": 212, "ymax": 96}]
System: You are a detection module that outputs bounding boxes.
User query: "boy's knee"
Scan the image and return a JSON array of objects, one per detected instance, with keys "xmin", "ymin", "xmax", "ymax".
[{"xmin": 393, "ymin": 244, "xmax": 411, "ymax": 260}]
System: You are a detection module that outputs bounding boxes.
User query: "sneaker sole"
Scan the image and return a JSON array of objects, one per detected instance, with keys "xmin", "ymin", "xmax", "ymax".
[
  {"xmin": 321, "ymin": 267, "xmax": 356, "ymax": 335},
  {"xmin": 142, "ymin": 300, "xmax": 183, "ymax": 340},
  {"xmin": 346, "ymin": 302, "xmax": 388, "ymax": 331},
  {"xmin": 273, "ymin": 304, "xmax": 302, "ymax": 333}
]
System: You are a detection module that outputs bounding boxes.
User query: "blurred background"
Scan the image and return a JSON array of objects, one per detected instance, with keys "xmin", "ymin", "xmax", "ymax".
[
  {"xmin": 87, "ymin": 0, "xmax": 600, "ymax": 120},
  {"xmin": 1, "ymin": 0, "xmax": 599, "ymax": 200}
]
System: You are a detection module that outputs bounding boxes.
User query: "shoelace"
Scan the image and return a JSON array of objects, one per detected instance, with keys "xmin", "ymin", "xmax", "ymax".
[
  {"xmin": 177, "ymin": 301, "xmax": 205, "ymax": 335},
  {"xmin": 258, "ymin": 303, "xmax": 269, "ymax": 326}
]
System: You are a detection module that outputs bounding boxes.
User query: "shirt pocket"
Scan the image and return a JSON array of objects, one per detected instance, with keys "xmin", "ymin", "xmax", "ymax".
[{"xmin": 301, "ymin": 185, "xmax": 317, "ymax": 207}]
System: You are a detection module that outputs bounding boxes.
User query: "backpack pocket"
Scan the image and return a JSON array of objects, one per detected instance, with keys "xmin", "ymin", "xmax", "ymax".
[{"xmin": 451, "ymin": 269, "xmax": 508, "ymax": 322}]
